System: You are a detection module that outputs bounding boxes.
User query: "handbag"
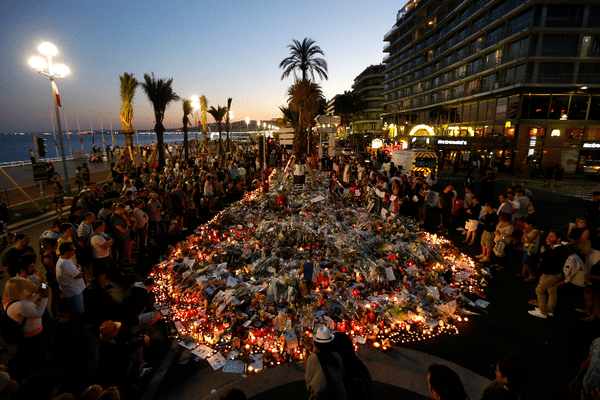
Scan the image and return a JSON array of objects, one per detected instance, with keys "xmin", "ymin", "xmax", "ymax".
[{"xmin": 493, "ymin": 239, "xmax": 506, "ymax": 257}]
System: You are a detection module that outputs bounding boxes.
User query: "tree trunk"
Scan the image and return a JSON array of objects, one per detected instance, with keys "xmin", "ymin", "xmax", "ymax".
[
  {"xmin": 156, "ymin": 123, "xmax": 166, "ymax": 171},
  {"xmin": 123, "ymin": 130, "xmax": 135, "ymax": 169},
  {"xmin": 183, "ymin": 124, "xmax": 189, "ymax": 160},
  {"xmin": 218, "ymin": 122, "xmax": 223, "ymax": 155}
]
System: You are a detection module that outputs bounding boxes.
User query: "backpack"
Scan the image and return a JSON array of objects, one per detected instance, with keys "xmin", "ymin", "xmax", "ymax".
[{"xmin": 0, "ymin": 301, "xmax": 26, "ymax": 344}]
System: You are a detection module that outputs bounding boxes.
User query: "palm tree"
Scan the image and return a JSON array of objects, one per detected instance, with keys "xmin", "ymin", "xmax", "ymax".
[
  {"xmin": 279, "ymin": 38, "xmax": 328, "ymax": 82},
  {"xmin": 208, "ymin": 105, "xmax": 228, "ymax": 155},
  {"xmin": 140, "ymin": 72, "xmax": 180, "ymax": 170},
  {"xmin": 118, "ymin": 72, "xmax": 139, "ymax": 166},
  {"xmin": 335, "ymin": 92, "xmax": 363, "ymax": 131},
  {"xmin": 278, "ymin": 105, "xmax": 298, "ymax": 130},
  {"xmin": 225, "ymin": 97, "xmax": 232, "ymax": 151},
  {"xmin": 287, "ymin": 79, "xmax": 323, "ymax": 156},
  {"xmin": 182, "ymin": 100, "xmax": 193, "ymax": 160},
  {"xmin": 200, "ymin": 95, "xmax": 208, "ymax": 142}
]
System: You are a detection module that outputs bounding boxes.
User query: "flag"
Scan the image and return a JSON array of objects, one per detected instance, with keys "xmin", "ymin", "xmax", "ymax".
[{"xmin": 51, "ymin": 81, "xmax": 62, "ymax": 107}]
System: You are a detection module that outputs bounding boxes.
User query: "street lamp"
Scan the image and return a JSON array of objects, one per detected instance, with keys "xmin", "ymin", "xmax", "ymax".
[
  {"xmin": 29, "ymin": 41, "xmax": 72, "ymax": 196},
  {"xmin": 191, "ymin": 95, "xmax": 200, "ymax": 144},
  {"xmin": 245, "ymin": 117, "xmax": 249, "ymax": 134}
]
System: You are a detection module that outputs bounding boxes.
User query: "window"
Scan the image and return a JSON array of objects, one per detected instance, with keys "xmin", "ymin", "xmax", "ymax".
[
  {"xmin": 508, "ymin": 95, "xmax": 520, "ymax": 119},
  {"xmin": 569, "ymin": 96, "xmax": 589, "ymax": 120},
  {"xmin": 530, "ymin": 95, "xmax": 551, "ymax": 119},
  {"xmin": 589, "ymin": 96, "xmax": 600, "ymax": 120},
  {"xmin": 538, "ymin": 63, "xmax": 574, "ymax": 83},
  {"xmin": 541, "ymin": 35, "xmax": 579, "ymax": 57},
  {"xmin": 477, "ymin": 101, "xmax": 487, "ymax": 122},
  {"xmin": 462, "ymin": 103, "xmax": 471, "ymax": 122},
  {"xmin": 483, "ymin": 74, "xmax": 497, "ymax": 90},
  {"xmin": 486, "ymin": 100, "xmax": 496, "ymax": 121},
  {"xmin": 496, "ymin": 97, "xmax": 508, "ymax": 120},
  {"xmin": 545, "ymin": 5, "xmax": 584, "ymax": 28},
  {"xmin": 549, "ymin": 95, "xmax": 569, "ymax": 120}
]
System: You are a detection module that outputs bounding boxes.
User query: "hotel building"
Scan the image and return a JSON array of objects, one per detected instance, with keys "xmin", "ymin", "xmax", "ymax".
[{"xmin": 382, "ymin": 0, "xmax": 600, "ymax": 173}]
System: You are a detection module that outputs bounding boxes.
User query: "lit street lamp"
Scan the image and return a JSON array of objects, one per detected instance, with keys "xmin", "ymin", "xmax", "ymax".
[
  {"xmin": 245, "ymin": 117, "xmax": 250, "ymax": 133},
  {"xmin": 29, "ymin": 42, "xmax": 72, "ymax": 196}
]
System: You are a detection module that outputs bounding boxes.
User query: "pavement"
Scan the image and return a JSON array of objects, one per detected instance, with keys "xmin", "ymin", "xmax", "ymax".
[{"xmin": 0, "ymin": 166, "xmax": 597, "ymax": 400}]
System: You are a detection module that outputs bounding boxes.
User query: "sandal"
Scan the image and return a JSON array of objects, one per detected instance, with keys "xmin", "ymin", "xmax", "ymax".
[
  {"xmin": 468, "ymin": 242, "xmax": 474, "ymax": 245},
  {"xmin": 581, "ymin": 316, "xmax": 596, "ymax": 322},
  {"xmin": 524, "ymin": 277, "xmax": 536, "ymax": 282},
  {"xmin": 576, "ymin": 308, "xmax": 590, "ymax": 315},
  {"xmin": 462, "ymin": 239, "xmax": 469, "ymax": 243}
]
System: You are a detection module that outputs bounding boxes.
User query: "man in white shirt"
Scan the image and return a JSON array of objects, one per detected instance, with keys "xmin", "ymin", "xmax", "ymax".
[
  {"xmin": 56, "ymin": 242, "xmax": 91, "ymax": 336},
  {"xmin": 496, "ymin": 193, "xmax": 513, "ymax": 216}
]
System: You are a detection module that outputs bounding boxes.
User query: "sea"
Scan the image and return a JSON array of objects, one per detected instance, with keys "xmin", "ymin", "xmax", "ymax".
[{"xmin": 0, "ymin": 131, "xmax": 245, "ymax": 164}]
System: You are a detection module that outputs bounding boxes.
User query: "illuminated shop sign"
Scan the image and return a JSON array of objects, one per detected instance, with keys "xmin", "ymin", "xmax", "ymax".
[
  {"xmin": 438, "ymin": 140, "xmax": 467, "ymax": 145},
  {"xmin": 583, "ymin": 143, "xmax": 600, "ymax": 148}
]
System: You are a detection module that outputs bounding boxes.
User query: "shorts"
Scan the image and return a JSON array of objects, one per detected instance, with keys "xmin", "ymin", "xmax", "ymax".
[
  {"xmin": 521, "ymin": 250, "xmax": 534, "ymax": 265},
  {"xmin": 481, "ymin": 230, "xmax": 494, "ymax": 248},
  {"xmin": 465, "ymin": 219, "xmax": 478, "ymax": 232},
  {"xmin": 65, "ymin": 292, "xmax": 85, "ymax": 314},
  {"xmin": 93, "ymin": 256, "xmax": 110, "ymax": 275},
  {"xmin": 138, "ymin": 311, "xmax": 161, "ymax": 326}
]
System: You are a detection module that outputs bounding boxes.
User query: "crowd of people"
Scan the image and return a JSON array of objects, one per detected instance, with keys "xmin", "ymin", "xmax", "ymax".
[{"xmin": 1, "ymin": 141, "xmax": 600, "ymax": 399}]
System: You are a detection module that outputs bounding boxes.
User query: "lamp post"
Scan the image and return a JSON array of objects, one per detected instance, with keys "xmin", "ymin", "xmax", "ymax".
[{"xmin": 29, "ymin": 42, "xmax": 72, "ymax": 196}]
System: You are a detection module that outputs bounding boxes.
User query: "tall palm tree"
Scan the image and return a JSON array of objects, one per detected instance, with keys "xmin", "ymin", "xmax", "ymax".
[
  {"xmin": 279, "ymin": 38, "xmax": 328, "ymax": 82},
  {"xmin": 225, "ymin": 97, "xmax": 232, "ymax": 151},
  {"xmin": 182, "ymin": 100, "xmax": 193, "ymax": 160},
  {"xmin": 287, "ymin": 79, "xmax": 323, "ymax": 156},
  {"xmin": 140, "ymin": 72, "xmax": 180, "ymax": 170},
  {"xmin": 200, "ymin": 95, "xmax": 208, "ymax": 141},
  {"xmin": 208, "ymin": 105, "xmax": 228, "ymax": 155},
  {"xmin": 118, "ymin": 72, "xmax": 139, "ymax": 166}
]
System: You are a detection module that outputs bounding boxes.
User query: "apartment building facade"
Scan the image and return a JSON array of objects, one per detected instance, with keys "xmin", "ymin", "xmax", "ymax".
[
  {"xmin": 352, "ymin": 64, "xmax": 386, "ymax": 136},
  {"xmin": 382, "ymin": 0, "xmax": 600, "ymax": 173}
]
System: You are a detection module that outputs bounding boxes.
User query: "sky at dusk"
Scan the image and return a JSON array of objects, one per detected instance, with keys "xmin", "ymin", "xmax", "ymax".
[{"xmin": 0, "ymin": 0, "xmax": 400, "ymax": 133}]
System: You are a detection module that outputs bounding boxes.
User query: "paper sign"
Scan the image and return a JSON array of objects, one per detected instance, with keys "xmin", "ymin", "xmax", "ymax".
[
  {"xmin": 474, "ymin": 299, "xmax": 489, "ymax": 308},
  {"xmin": 192, "ymin": 345, "xmax": 214, "ymax": 359},
  {"xmin": 355, "ymin": 336, "xmax": 367, "ymax": 344},
  {"xmin": 205, "ymin": 285, "xmax": 216, "ymax": 295},
  {"xmin": 227, "ymin": 350, "xmax": 240, "ymax": 359},
  {"xmin": 385, "ymin": 267, "xmax": 396, "ymax": 281},
  {"xmin": 223, "ymin": 359, "xmax": 245, "ymax": 374},
  {"xmin": 311, "ymin": 195, "xmax": 326, "ymax": 203},
  {"xmin": 174, "ymin": 321, "xmax": 186, "ymax": 334},
  {"xmin": 249, "ymin": 354, "xmax": 263, "ymax": 372},
  {"xmin": 179, "ymin": 338, "xmax": 197, "ymax": 350},
  {"xmin": 207, "ymin": 352, "xmax": 227, "ymax": 370},
  {"xmin": 227, "ymin": 276, "xmax": 238, "ymax": 287}
]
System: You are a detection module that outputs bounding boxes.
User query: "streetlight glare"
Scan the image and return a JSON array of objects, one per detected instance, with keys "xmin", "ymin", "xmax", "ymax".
[
  {"xmin": 39, "ymin": 42, "xmax": 58, "ymax": 56},
  {"xmin": 54, "ymin": 64, "xmax": 70, "ymax": 77},
  {"xmin": 29, "ymin": 56, "xmax": 47, "ymax": 71}
]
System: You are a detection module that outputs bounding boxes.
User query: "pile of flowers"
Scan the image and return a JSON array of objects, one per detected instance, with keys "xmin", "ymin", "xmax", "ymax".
[{"xmin": 152, "ymin": 169, "xmax": 483, "ymax": 371}]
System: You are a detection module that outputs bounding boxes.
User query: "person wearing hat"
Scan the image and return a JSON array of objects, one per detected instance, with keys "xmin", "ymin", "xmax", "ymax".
[
  {"xmin": 98, "ymin": 320, "xmax": 151, "ymax": 382},
  {"xmin": 305, "ymin": 326, "xmax": 347, "ymax": 400}
]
